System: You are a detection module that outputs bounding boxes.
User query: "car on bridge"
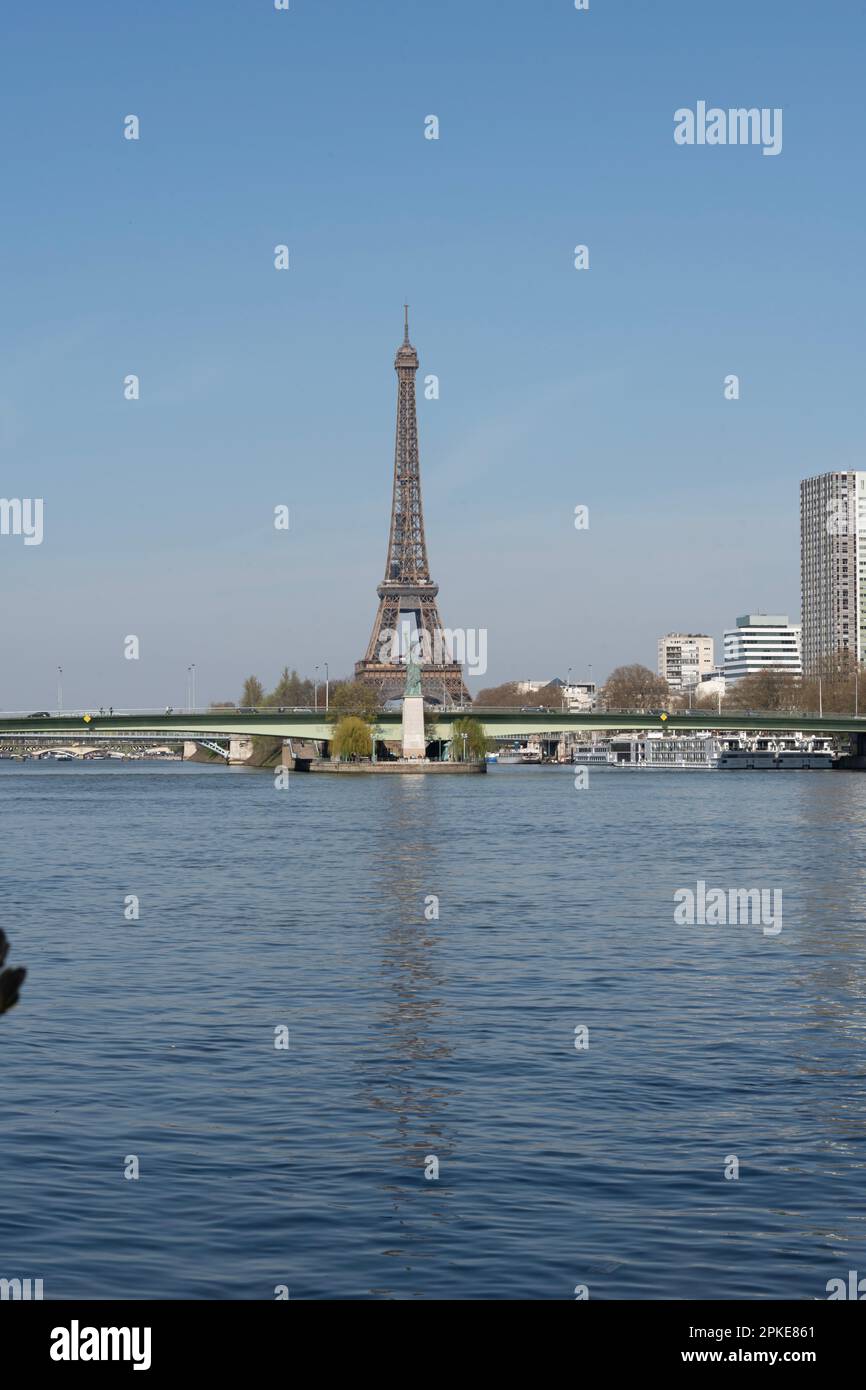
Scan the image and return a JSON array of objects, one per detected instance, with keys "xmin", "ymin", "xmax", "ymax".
[{"xmin": 27, "ymin": 711, "xmax": 52, "ymax": 718}]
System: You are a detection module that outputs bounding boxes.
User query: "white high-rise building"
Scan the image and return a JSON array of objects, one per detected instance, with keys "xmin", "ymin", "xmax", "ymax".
[
  {"xmin": 800, "ymin": 471, "xmax": 866, "ymax": 673},
  {"xmin": 723, "ymin": 615, "xmax": 802, "ymax": 683},
  {"xmin": 657, "ymin": 634, "xmax": 714, "ymax": 690}
]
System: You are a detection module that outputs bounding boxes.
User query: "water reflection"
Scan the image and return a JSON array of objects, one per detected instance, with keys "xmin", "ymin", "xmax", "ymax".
[
  {"xmin": 784, "ymin": 777, "xmax": 866, "ymax": 1158},
  {"xmin": 357, "ymin": 778, "xmax": 458, "ymax": 1280}
]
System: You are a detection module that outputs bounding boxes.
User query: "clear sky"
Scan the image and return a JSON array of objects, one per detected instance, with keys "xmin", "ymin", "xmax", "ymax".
[{"xmin": 2, "ymin": 0, "xmax": 864, "ymax": 708}]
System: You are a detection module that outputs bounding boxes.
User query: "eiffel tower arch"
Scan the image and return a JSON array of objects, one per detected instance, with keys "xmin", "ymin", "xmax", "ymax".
[{"xmin": 355, "ymin": 310, "xmax": 470, "ymax": 704}]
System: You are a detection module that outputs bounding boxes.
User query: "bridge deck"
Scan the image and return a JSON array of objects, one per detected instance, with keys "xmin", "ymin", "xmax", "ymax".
[{"xmin": 2, "ymin": 709, "xmax": 865, "ymax": 741}]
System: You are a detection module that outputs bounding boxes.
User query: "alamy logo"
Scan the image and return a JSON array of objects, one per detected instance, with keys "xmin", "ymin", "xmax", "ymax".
[
  {"xmin": 378, "ymin": 620, "xmax": 487, "ymax": 676},
  {"xmin": 0, "ymin": 497, "xmax": 43, "ymax": 545},
  {"xmin": 674, "ymin": 880, "xmax": 782, "ymax": 936},
  {"xmin": 824, "ymin": 497, "xmax": 865, "ymax": 537},
  {"xmin": 50, "ymin": 1320, "xmax": 152, "ymax": 1372},
  {"xmin": 674, "ymin": 102, "xmax": 783, "ymax": 157},
  {"xmin": 0, "ymin": 1276, "xmax": 43, "ymax": 1299},
  {"xmin": 826, "ymin": 1270, "xmax": 866, "ymax": 1299}
]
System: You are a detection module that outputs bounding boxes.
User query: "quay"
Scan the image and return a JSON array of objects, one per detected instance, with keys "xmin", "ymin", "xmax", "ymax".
[{"xmin": 295, "ymin": 758, "xmax": 485, "ymax": 774}]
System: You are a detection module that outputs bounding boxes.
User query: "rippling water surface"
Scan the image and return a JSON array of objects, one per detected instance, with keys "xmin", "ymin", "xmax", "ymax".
[{"xmin": 2, "ymin": 760, "xmax": 866, "ymax": 1299}]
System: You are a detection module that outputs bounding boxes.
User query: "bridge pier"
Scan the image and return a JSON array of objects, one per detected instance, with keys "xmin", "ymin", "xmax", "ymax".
[
  {"xmin": 184, "ymin": 740, "xmax": 217, "ymax": 763},
  {"xmin": 228, "ymin": 735, "xmax": 283, "ymax": 767},
  {"xmin": 228, "ymin": 736, "xmax": 254, "ymax": 765},
  {"xmin": 836, "ymin": 731, "xmax": 866, "ymax": 771}
]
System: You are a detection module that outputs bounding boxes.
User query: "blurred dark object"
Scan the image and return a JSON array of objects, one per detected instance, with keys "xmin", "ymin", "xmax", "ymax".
[{"xmin": 0, "ymin": 929, "xmax": 26, "ymax": 1015}]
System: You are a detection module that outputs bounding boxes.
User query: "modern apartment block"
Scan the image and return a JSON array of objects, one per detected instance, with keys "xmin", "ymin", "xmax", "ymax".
[
  {"xmin": 800, "ymin": 471, "xmax": 866, "ymax": 673},
  {"xmin": 657, "ymin": 634, "xmax": 714, "ymax": 690},
  {"xmin": 723, "ymin": 615, "xmax": 802, "ymax": 683}
]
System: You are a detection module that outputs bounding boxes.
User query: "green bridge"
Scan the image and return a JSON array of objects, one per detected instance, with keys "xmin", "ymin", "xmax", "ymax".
[{"xmin": 1, "ymin": 708, "xmax": 865, "ymax": 743}]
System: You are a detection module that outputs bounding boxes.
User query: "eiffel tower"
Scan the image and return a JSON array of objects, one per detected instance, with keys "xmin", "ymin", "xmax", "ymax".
[{"xmin": 355, "ymin": 309, "xmax": 469, "ymax": 704}]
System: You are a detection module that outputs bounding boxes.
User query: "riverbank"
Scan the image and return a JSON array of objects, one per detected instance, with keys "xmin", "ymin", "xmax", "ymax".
[{"xmin": 294, "ymin": 757, "xmax": 486, "ymax": 774}]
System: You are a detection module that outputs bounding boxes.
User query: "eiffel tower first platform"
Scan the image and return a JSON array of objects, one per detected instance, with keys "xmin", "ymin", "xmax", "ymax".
[{"xmin": 355, "ymin": 310, "xmax": 470, "ymax": 704}]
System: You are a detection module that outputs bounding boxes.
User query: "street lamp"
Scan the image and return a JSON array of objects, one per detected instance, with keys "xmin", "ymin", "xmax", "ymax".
[
  {"xmin": 187, "ymin": 664, "xmax": 196, "ymax": 712},
  {"xmin": 324, "ymin": 662, "xmax": 329, "ymax": 713},
  {"xmin": 57, "ymin": 666, "xmax": 63, "ymax": 712}
]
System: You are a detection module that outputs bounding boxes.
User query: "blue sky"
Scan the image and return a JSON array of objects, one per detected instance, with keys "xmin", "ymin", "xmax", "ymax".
[{"xmin": 1, "ymin": 0, "xmax": 864, "ymax": 707}]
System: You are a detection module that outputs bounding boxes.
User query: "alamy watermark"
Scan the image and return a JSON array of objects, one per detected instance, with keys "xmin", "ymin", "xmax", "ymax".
[
  {"xmin": 674, "ymin": 880, "xmax": 782, "ymax": 936},
  {"xmin": 0, "ymin": 497, "xmax": 43, "ymax": 545},
  {"xmin": 825, "ymin": 497, "xmax": 866, "ymax": 537},
  {"xmin": 674, "ymin": 103, "xmax": 783, "ymax": 157},
  {"xmin": 827, "ymin": 1270, "xmax": 866, "ymax": 1299},
  {"xmin": 378, "ymin": 619, "xmax": 487, "ymax": 676},
  {"xmin": 1, "ymin": 1276, "xmax": 43, "ymax": 1300}
]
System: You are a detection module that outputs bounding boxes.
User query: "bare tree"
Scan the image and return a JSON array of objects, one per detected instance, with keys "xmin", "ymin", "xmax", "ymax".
[
  {"xmin": 601, "ymin": 664, "xmax": 670, "ymax": 712},
  {"xmin": 240, "ymin": 676, "xmax": 265, "ymax": 707},
  {"xmin": 473, "ymin": 682, "xmax": 526, "ymax": 707}
]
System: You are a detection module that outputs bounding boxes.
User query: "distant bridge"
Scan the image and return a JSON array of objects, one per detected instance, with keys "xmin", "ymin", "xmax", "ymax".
[{"xmin": 1, "ymin": 708, "xmax": 865, "ymax": 744}]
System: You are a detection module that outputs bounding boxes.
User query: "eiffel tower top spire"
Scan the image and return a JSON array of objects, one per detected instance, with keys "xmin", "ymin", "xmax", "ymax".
[{"xmin": 396, "ymin": 304, "xmax": 418, "ymax": 369}]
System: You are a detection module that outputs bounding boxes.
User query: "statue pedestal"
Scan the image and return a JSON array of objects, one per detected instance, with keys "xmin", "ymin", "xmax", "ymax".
[{"xmin": 401, "ymin": 695, "xmax": 426, "ymax": 759}]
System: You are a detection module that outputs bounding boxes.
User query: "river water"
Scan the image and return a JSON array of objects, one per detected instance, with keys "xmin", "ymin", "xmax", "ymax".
[{"xmin": 2, "ymin": 760, "xmax": 865, "ymax": 1299}]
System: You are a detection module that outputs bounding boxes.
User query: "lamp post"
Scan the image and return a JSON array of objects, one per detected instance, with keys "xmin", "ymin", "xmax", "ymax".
[
  {"xmin": 324, "ymin": 662, "xmax": 329, "ymax": 713},
  {"xmin": 57, "ymin": 666, "xmax": 63, "ymax": 712}
]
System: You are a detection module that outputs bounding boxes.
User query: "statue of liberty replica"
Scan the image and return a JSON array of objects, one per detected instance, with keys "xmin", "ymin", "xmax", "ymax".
[{"xmin": 401, "ymin": 655, "xmax": 426, "ymax": 758}]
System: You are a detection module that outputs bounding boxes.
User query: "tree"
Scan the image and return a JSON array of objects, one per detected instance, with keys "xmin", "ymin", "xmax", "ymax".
[
  {"xmin": 240, "ymin": 676, "xmax": 265, "ymax": 707},
  {"xmin": 331, "ymin": 716, "xmax": 373, "ymax": 760},
  {"xmin": 601, "ymin": 665, "xmax": 669, "ymax": 712},
  {"xmin": 724, "ymin": 668, "xmax": 799, "ymax": 712},
  {"xmin": 800, "ymin": 649, "xmax": 865, "ymax": 714},
  {"xmin": 473, "ymin": 681, "xmax": 525, "ymax": 707},
  {"xmin": 327, "ymin": 680, "xmax": 383, "ymax": 722},
  {"xmin": 264, "ymin": 667, "xmax": 294, "ymax": 707},
  {"xmin": 533, "ymin": 682, "xmax": 563, "ymax": 708},
  {"xmin": 263, "ymin": 667, "xmax": 315, "ymax": 708},
  {"xmin": 450, "ymin": 716, "xmax": 488, "ymax": 761}
]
